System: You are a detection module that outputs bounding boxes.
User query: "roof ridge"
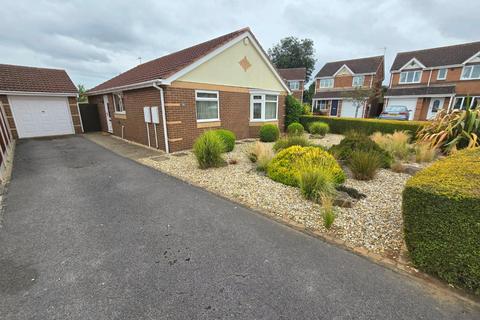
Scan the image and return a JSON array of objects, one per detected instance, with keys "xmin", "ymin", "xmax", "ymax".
[
  {"xmin": 396, "ymin": 40, "xmax": 480, "ymax": 55},
  {"xmin": 324, "ymin": 55, "xmax": 383, "ymax": 65},
  {"xmin": 0, "ymin": 63, "xmax": 66, "ymax": 72}
]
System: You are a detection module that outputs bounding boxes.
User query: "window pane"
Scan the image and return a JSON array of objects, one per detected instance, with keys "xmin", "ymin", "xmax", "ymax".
[
  {"xmin": 265, "ymin": 102, "xmax": 277, "ymax": 119},
  {"xmin": 462, "ymin": 66, "xmax": 472, "ymax": 78},
  {"xmin": 266, "ymin": 95, "xmax": 277, "ymax": 101},
  {"xmin": 414, "ymin": 71, "xmax": 421, "ymax": 82},
  {"xmin": 438, "ymin": 68, "xmax": 446, "ymax": 79},
  {"xmin": 196, "ymin": 100, "xmax": 218, "ymax": 120},
  {"xmin": 196, "ymin": 92, "xmax": 217, "ymax": 99},
  {"xmin": 253, "ymin": 103, "xmax": 262, "ymax": 119},
  {"xmin": 253, "ymin": 95, "xmax": 262, "ymax": 100},
  {"xmin": 453, "ymin": 98, "xmax": 463, "ymax": 109},
  {"xmin": 400, "ymin": 72, "xmax": 406, "ymax": 82},
  {"xmin": 472, "ymin": 97, "xmax": 479, "ymax": 109},
  {"xmin": 471, "ymin": 65, "xmax": 480, "ymax": 79}
]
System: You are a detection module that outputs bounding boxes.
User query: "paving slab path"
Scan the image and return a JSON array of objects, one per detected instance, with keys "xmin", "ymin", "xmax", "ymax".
[{"xmin": 0, "ymin": 136, "xmax": 478, "ymax": 319}]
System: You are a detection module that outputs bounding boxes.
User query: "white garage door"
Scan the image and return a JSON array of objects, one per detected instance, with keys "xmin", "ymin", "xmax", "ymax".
[
  {"xmin": 341, "ymin": 99, "xmax": 364, "ymax": 118},
  {"xmin": 387, "ymin": 98, "xmax": 417, "ymax": 120},
  {"xmin": 9, "ymin": 96, "xmax": 74, "ymax": 138}
]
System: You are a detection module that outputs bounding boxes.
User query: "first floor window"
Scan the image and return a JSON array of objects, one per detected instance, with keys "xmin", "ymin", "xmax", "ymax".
[
  {"xmin": 399, "ymin": 70, "xmax": 422, "ymax": 83},
  {"xmin": 113, "ymin": 92, "xmax": 125, "ymax": 113},
  {"xmin": 461, "ymin": 64, "xmax": 480, "ymax": 80},
  {"xmin": 352, "ymin": 75, "xmax": 365, "ymax": 87},
  {"xmin": 250, "ymin": 93, "xmax": 278, "ymax": 121},
  {"xmin": 288, "ymin": 81, "xmax": 300, "ymax": 90},
  {"xmin": 437, "ymin": 68, "xmax": 447, "ymax": 80},
  {"xmin": 196, "ymin": 90, "xmax": 219, "ymax": 121},
  {"xmin": 319, "ymin": 78, "xmax": 334, "ymax": 88}
]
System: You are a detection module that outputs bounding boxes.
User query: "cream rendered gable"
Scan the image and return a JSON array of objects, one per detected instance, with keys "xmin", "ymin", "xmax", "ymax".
[
  {"xmin": 336, "ymin": 66, "xmax": 353, "ymax": 76},
  {"xmin": 176, "ymin": 39, "xmax": 285, "ymax": 92}
]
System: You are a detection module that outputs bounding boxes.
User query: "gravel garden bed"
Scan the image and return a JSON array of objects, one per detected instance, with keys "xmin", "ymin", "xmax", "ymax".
[{"xmin": 139, "ymin": 133, "xmax": 410, "ymax": 260}]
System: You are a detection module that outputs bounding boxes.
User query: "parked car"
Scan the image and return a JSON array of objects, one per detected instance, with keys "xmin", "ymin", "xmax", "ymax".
[{"xmin": 379, "ymin": 105, "xmax": 411, "ymax": 121}]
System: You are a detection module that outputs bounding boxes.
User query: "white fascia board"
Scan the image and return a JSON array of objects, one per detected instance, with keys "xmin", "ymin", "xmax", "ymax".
[
  {"xmin": 462, "ymin": 51, "xmax": 480, "ymax": 64},
  {"xmin": 398, "ymin": 57, "xmax": 426, "ymax": 71},
  {"xmin": 86, "ymin": 79, "xmax": 163, "ymax": 95},
  {"xmin": 0, "ymin": 90, "xmax": 77, "ymax": 97},
  {"xmin": 163, "ymin": 31, "xmax": 291, "ymax": 94},
  {"xmin": 385, "ymin": 93, "xmax": 455, "ymax": 99}
]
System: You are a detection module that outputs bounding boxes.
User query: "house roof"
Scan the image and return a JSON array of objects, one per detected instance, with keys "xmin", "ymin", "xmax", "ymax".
[
  {"xmin": 315, "ymin": 56, "xmax": 383, "ymax": 78},
  {"xmin": 385, "ymin": 85, "xmax": 456, "ymax": 97},
  {"xmin": 0, "ymin": 64, "xmax": 77, "ymax": 94},
  {"xmin": 88, "ymin": 27, "xmax": 261, "ymax": 94},
  {"xmin": 277, "ymin": 67, "xmax": 306, "ymax": 81},
  {"xmin": 390, "ymin": 41, "xmax": 480, "ymax": 71}
]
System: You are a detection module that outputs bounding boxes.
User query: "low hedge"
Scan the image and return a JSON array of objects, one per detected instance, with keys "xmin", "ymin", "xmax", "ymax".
[
  {"xmin": 300, "ymin": 116, "xmax": 427, "ymax": 136},
  {"xmin": 402, "ymin": 148, "xmax": 480, "ymax": 295}
]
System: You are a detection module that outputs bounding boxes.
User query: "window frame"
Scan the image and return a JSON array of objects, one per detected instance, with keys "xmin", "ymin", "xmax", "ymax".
[
  {"xmin": 249, "ymin": 93, "xmax": 278, "ymax": 122},
  {"xmin": 195, "ymin": 90, "xmax": 220, "ymax": 122},
  {"xmin": 399, "ymin": 70, "xmax": 422, "ymax": 84},
  {"xmin": 112, "ymin": 92, "xmax": 125, "ymax": 114},
  {"xmin": 319, "ymin": 78, "xmax": 334, "ymax": 88},
  {"xmin": 461, "ymin": 64, "xmax": 480, "ymax": 80},
  {"xmin": 288, "ymin": 80, "xmax": 300, "ymax": 91},
  {"xmin": 437, "ymin": 68, "xmax": 447, "ymax": 80},
  {"xmin": 352, "ymin": 75, "xmax": 365, "ymax": 87},
  {"xmin": 453, "ymin": 96, "xmax": 480, "ymax": 110}
]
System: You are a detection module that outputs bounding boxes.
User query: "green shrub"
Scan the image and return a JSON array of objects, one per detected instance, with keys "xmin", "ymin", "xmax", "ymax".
[
  {"xmin": 330, "ymin": 132, "xmax": 393, "ymax": 168},
  {"xmin": 259, "ymin": 124, "xmax": 280, "ymax": 142},
  {"xmin": 287, "ymin": 122, "xmax": 304, "ymax": 136},
  {"xmin": 300, "ymin": 115, "xmax": 427, "ymax": 137},
  {"xmin": 348, "ymin": 150, "xmax": 382, "ymax": 180},
  {"xmin": 285, "ymin": 95, "xmax": 304, "ymax": 127},
  {"xmin": 193, "ymin": 131, "xmax": 226, "ymax": 169},
  {"xmin": 267, "ymin": 146, "xmax": 345, "ymax": 187},
  {"xmin": 309, "ymin": 122, "xmax": 329, "ymax": 136},
  {"xmin": 299, "ymin": 167, "xmax": 337, "ymax": 202},
  {"xmin": 403, "ymin": 148, "xmax": 480, "ymax": 295},
  {"xmin": 273, "ymin": 135, "xmax": 310, "ymax": 152},
  {"xmin": 214, "ymin": 129, "xmax": 236, "ymax": 152}
]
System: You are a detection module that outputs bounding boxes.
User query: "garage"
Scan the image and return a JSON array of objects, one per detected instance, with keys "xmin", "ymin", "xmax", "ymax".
[
  {"xmin": 9, "ymin": 96, "xmax": 74, "ymax": 138},
  {"xmin": 386, "ymin": 98, "xmax": 417, "ymax": 120},
  {"xmin": 0, "ymin": 64, "xmax": 81, "ymax": 139},
  {"xmin": 341, "ymin": 99, "xmax": 364, "ymax": 118}
]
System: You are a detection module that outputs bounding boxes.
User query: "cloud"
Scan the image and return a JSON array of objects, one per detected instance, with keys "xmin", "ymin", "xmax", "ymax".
[{"xmin": 1, "ymin": 0, "xmax": 479, "ymax": 88}]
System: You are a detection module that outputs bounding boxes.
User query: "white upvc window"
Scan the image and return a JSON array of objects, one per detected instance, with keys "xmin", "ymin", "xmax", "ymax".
[
  {"xmin": 453, "ymin": 96, "xmax": 479, "ymax": 110},
  {"xmin": 352, "ymin": 75, "xmax": 365, "ymax": 87},
  {"xmin": 113, "ymin": 92, "xmax": 125, "ymax": 113},
  {"xmin": 399, "ymin": 70, "xmax": 422, "ymax": 84},
  {"xmin": 195, "ymin": 90, "xmax": 219, "ymax": 122},
  {"xmin": 319, "ymin": 78, "xmax": 334, "ymax": 88},
  {"xmin": 437, "ymin": 68, "xmax": 447, "ymax": 80},
  {"xmin": 250, "ymin": 93, "xmax": 278, "ymax": 121},
  {"xmin": 288, "ymin": 81, "xmax": 300, "ymax": 90},
  {"xmin": 461, "ymin": 64, "xmax": 480, "ymax": 80}
]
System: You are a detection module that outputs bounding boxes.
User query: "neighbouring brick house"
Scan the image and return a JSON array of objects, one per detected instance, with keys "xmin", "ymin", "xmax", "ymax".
[
  {"xmin": 0, "ymin": 64, "xmax": 81, "ymax": 138},
  {"xmin": 86, "ymin": 28, "xmax": 290, "ymax": 153},
  {"xmin": 277, "ymin": 67, "xmax": 306, "ymax": 102},
  {"xmin": 385, "ymin": 41, "xmax": 480, "ymax": 120},
  {"xmin": 312, "ymin": 56, "xmax": 384, "ymax": 118}
]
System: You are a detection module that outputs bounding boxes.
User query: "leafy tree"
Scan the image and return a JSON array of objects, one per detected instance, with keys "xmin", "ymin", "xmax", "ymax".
[
  {"xmin": 268, "ymin": 37, "xmax": 316, "ymax": 82},
  {"xmin": 78, "ymin": 84, "xmax": 87, "ymax": 103},
  {"xmin": 342, "ymin": 88, "xmax": 376, "ymax": 118},
  {"xmin": 303, "ymin": 82, "xmax": 315, "ymax": 104}
]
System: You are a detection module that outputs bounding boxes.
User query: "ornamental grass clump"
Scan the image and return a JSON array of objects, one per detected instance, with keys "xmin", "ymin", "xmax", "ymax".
[
  {"xmin": 321, "ymin": 195, "xmax": 336, "ymax": 229},
  {"xmin": 273, "ymin": 135, "xmax": 310, "ymax": 152},
  {"xmin": 298, "ymin": 165, "xmax": 337, "ymax": 202},
  {"xmin": 371, "ymin": 130, "xmax": 411, "ymax": 160},
  {"xmin": 248, "ymin": 141, "xmax": 274, "ymax": 171},
  {"xmin": 348, "ymin": 150, "xmax": 382, "ymax": 180},
  {"xmin": 414, "ymin": 142, "xmax": 437, "ymax": 163},
  {"xmin": 193, "ymin": 131, "xmax": 225, "ymax": 169},
  {"xmin": 308, "ymin": 121, "xmax": 329, "ymax": 137},
  {"xmin": 287, "ymin": 122, "xmax": 305, "ymax": 136}
]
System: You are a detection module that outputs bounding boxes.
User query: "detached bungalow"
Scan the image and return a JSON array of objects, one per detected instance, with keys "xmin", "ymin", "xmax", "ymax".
[{"xmin": 87, "ymin": 28, "xmax": 290, "ymax": 152}]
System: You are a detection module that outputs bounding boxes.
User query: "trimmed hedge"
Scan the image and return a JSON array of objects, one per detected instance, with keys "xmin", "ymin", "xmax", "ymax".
[
  {"xmin": 403, "ymin": 148, "xmax": 480, "ymax": 295},
  {"xmin": 300, "ymin": 115, "xmax": 427, "ymax": 136},
  {"xmin": 287, "ymin": 122, "xmax": 304, "ymax": 136},
  {"xmin": 259, "ymin": 124, "xmax": 280, "ymax": 142}
]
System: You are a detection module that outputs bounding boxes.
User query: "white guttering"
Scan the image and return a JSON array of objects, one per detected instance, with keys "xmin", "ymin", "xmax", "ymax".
[
  {"xmin": 0, "ymin": 90, "xmax": 77, "ymax": 97},
  {"xmin": 86, "ymin": 79, "xmax": 162, "ymax": 96},
  {"xmin": 152, "ymin": 82, "xmax": 169, "ymax": 154}
]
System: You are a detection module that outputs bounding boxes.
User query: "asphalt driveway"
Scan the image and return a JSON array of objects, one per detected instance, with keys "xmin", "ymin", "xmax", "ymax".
[{"xmin": 0, "ymin": 136, "xmax": 478, "ymax": 319}]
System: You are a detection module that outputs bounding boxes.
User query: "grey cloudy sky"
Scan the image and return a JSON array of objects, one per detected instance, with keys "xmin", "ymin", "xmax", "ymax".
[{"xmin": 1, "ymin": 0, "xmax": 479, "ymax": 88}]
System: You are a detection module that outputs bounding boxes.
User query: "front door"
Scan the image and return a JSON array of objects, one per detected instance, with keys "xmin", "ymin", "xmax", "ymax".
[
  {"xmin": 103, "ymin": 95, "xmax": 113, "ymax": 133},
  {"xmin": 330, "ymin": 100, "xmax": 338, "ymax": 116},
  {"xmin": 427, "ymin": 98, "xmax": 444, "ymax": 120}
]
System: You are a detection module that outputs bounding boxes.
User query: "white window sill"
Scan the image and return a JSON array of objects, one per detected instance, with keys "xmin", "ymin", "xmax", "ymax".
[
  {"xmin": 196, "ymin": 119, "xmax": 220, "ymax": 123},
  {"xmin": 249, "ymin": 119, "xmax": 278, "ymax": 122},
  {"xmin": 115, "ymin": 111, "xmax": 126, "ymax": 114}
]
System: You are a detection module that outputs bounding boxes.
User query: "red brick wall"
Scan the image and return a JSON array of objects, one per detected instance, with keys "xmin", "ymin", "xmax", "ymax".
[{"xmin": 90, "ymin": 86, "xmax": 286, "ymax": 152}]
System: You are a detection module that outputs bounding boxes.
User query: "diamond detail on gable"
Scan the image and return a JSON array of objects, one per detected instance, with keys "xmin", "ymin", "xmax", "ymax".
[{"xmin": 239, "ymin": 56, "xmax": 251, "ymax": 71}]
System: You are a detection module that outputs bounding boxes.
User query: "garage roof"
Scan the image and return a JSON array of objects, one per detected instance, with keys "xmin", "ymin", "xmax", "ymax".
[
  {"xmin": 385, "ymin": 85, "xmax": 456, "ymax": 97},
  {"xmin": 0, "ymin": 64, "xmax": 78, "ymax": 95}
]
